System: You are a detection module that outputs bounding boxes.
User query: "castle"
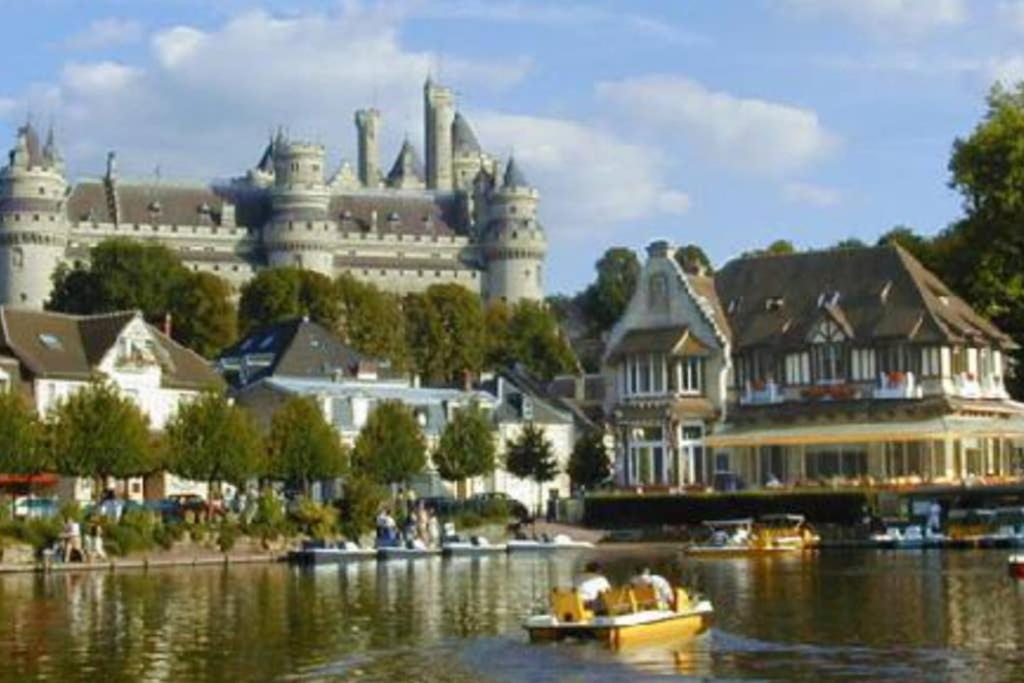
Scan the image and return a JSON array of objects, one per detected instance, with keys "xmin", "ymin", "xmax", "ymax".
[{"xmin": 0, "ymin": 78, "xmax": 547, "ymax": 310}]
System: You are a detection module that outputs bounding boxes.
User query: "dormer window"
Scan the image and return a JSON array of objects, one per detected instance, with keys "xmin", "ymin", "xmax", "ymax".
[
  {"xmin": 765, "ymin": 296, "xmax": 784, "ymax": 311},
  {"xmin": 38, "ymin": 333, "xmax": 63, "ymax": 351},
  {"xmin": 818, "ymin": 290, "xmax": 841, "ymax": 307},
  {"xmin": 727, "ymin": 297, "xmax": 742, "ymax": 314}
]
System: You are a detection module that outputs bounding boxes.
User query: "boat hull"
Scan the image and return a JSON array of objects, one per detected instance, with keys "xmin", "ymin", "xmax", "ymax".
[
  {"xmin": 442, "ymin": 544, "xmax": 507, "ymax": 557},
  {"xmin": 287, "ymin": 549, "xmax": 377, "ymax": 565},
  {"xmin": 685, "ymin": 545, "xmax": 803, "ymax": 557},
  {"xmin": 377, "ymin": 547, "xmax": 441, "ymax": 560},
  {"xmin": 506, "ymin": 540, "xmax": 594, "ymax": 553},
  {"xmin": 524, "ymin": 602, "xmax": 712, "ymax": 649}
]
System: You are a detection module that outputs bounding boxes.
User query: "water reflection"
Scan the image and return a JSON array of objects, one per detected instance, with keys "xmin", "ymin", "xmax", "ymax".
[{"xmin": 1, "ymin": 550, "xmax": 1024, "ymax": 681}]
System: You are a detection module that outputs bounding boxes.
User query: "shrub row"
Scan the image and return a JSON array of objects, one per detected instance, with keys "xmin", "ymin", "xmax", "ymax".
[{"xmin": 584, "ymin": 491, "xmax": 871, "ymax": 528}]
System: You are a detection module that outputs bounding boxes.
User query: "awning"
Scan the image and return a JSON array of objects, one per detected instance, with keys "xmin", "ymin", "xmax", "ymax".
[
  {"xmin": 0, "ymin": 473, "xmax": 59, "ymax": 486},
  {"xmin": 705, "ymin": 415, "xmax": 1024, "ymax": 448}
]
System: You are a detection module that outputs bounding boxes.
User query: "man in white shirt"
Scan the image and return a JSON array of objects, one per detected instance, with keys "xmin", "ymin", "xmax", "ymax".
[
  {"xmin": 630, "ymin": 566, "xmax": 674, "ymax": 608},
  {"xmin": 573, "ymin": 561, "xmax": 611, "ymax": 608}
]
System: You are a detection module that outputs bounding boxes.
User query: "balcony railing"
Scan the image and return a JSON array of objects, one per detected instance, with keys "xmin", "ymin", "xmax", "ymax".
[
  {"xmin": 873, "ymin": 371, "xmax": 922, "ymax": 400},
  {"xmin": 954, "ymin": 372, "xmax": 982, "ymax": 399},
  {"xmin": 741, "ymin": 380, "xmax": 783, "ymax": 405},
  {"xmin": 981, "ymin": 375, "xmax": 1010, "ymax": 399}
]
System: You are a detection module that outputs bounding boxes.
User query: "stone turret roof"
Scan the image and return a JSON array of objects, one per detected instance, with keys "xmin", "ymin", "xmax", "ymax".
[
  {"xmin": 386, "ymin": 139, "xmax": 425, "ymax": 187},
  {"xmin": 503, "ymin": 156, "xmax": 528, "ymax": 188},
  {"xmin": 452, "ymin": 112, "xmax": 481, "ymax": 154}
]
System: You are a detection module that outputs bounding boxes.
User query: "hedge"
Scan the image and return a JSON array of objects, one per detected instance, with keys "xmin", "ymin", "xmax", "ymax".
[{"xmin": 584, "ymin": 490, "xmax": 871, "ymax": 528}]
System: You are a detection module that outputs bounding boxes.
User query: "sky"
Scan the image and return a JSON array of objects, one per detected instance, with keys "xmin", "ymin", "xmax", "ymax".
[{"xmin": 0, "ymin": 0, "xmax": 1019, "ymax": 295}]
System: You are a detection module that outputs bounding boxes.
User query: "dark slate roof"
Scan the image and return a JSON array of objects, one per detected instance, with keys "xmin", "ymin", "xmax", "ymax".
[
  {"xmin": 218, "ymin": 318, "xmax": 371, "ymax": 387},
  {"xmin": 503, "ymin": 156, "xmax": 528, "ymax": 188},
  {"xmin": 714, "ymin": 245, "xmax": 1013, "ymax": 351},
  {"xmin": 328, "ymin": 193, "xmax": 462, "ymax": 236},
  {"xmin": 386, "ymin": 140, "xmax": 425, "ymax": 186},
  {"xmin": 452, "ymin": 112, "xmax": 481, "ymax": 154},
  {"xmin": 606, "ymin": 325, "xmax": 691, "ymax": 361},
  {"xmin": 335, "ymin": 255, "xmax": 477, "ymax": 272},
  {"xmin": 0, "ymin": 307, "xmax": 222, "ymax": 389},
  {"xmin": 66, "ymin": 180, "xmax": 228, "ymax": 227},
  {"xmin": 690, "ymin": 273, "xmax": 732, "ymax": 342}
]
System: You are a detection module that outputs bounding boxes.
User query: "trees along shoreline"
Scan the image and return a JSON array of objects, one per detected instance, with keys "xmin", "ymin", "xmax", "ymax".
[
  {"xmin": 433, "ymin": 401, "xmax": 496, "ymax": 500},
  {"xmin": 505, "ymin": 422, "xmax": 560, "ymax": 516}
]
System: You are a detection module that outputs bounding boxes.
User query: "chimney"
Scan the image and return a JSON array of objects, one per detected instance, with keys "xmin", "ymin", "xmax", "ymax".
[
  {"xmin": 355, "ymin": 108, "xmax": 380, "ymax": 188},
  {"xmin": 162, "ymin": 312, "xmax": 172, "ymax": 338}
]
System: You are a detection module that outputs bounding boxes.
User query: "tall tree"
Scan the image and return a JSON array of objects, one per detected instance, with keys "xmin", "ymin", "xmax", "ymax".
[
  {"xmin": 830, "ymin": 238, "xmax": 867, "ymax": 250},
  {"xmin": 238, "ymin": 267, "xmax": 341, "ymax": 333},
  {"xmin": 942, "ymin": 82, "xmax": 1024, "ymax": 396},
  {"xmin": 404, "ymin": 284, "xmax": 485, "ymax": 384},
  {"xmin": 171, "ymin": 272, "xmax": 238, "ymax": 358},
  {"xmin": 0, "ymin": 391, "xmax": 47, "ymax": 475},
  {"xmin": 47, "ymin": 239, "xmax": 235, "ymax": 359},
  {"xmin": 433, "ymin": 401, "xmax": 496, "ymax": 498},
  {"xmin": 582, "ymin": 248, "xmax": 641, "ymax": 332},
  {"xmin": 165, "ymin": 391, "xmax": 264, "ymax": 494},
  {"xmin": 567, "ymin": 429, "xmax": 611, "ymax": 491},
  {"xmin": 504, "ymin": 301, "xmax": 578, "ymax": 380},
  {"xmin": 352, "ymin": 400, "xmax": 427, "ymax": 485},
  {"xmin": 335, "ymin": 273, "xmax": 409, "ymax": 370},
  {"xmin": 267, "ymin": 396, "xmax": 348, "ymax": 494},
  {"xmin": 505, "ymin": 422, "xmax": 559, "ymax": 513},
  {"xmin": 48, "ymin": 382, "xmax": 154, "ymax": 489},
  {"xmin": 742, "ymin": 239, "xmax": 797, "ymax": 258}
]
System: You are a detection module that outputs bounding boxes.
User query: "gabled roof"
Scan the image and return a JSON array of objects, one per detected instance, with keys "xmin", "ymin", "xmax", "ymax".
[
  {"xmin": 452, "ymin": 112, "xmax": 481, "ymax": 154},
  {"xmin": 218, "ymin": 318, "xmax": 371, "ymax": 387},
  {"xmin": 0, "ymin": 307, "xmax": 222, "ymax": 390},
  {"xmin": 714, "ymin": 245, "xmax": 1014, "ymax": 351}
]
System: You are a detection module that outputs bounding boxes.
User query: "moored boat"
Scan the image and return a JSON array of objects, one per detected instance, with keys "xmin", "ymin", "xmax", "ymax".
[
  {"xmin": 442, "ymin": 535, "xmax": 507, "ymax": 557},
  {"xmin": 523, "ymin": 583, "xmax": 712, "ymax": 649},
  {"xmin": 506, "ymin": 533, "xmax": 594, "ymax": 553},
  {"xmin": 287, "ymin": 541, "xmax": 376, "ymax": 565},
  {"xmin": 686, "ymin": 515, "xmax": 818, "ymax": 556},
  {"xmin": 377, "ymin": 539, "xmax": 442, "ymax": 560}
]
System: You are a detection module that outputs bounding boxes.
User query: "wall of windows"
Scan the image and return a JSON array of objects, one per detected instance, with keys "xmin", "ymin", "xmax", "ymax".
[{"xmin": 620, "ymin": 353, "xmax": 705, "ymax": 397}]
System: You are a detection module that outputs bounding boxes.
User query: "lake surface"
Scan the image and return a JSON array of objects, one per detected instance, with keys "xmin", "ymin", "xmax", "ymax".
[{"xmin": 1, "ymin": 548, "xmax": 1023, "ymax": 681}]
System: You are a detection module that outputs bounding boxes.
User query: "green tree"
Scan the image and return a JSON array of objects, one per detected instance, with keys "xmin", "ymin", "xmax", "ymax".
[
  {"xmin": 338, "ymin": 474, "xmax": 388, "ymax": 540},
  {"xmin": 483, "ymin": 300, "xmax": 514, "ymax": 370},
  {"xmin": 433, "ymin": 401, "xmax": 496, "ymax": 498},
  {"xmin": 165, "ymin": 391, "xmax": 264, "ymax": 494},
  {"xmin": 352, "ymin": 400, "xmax": 427, "ymax": 485},
  {"xmin": 830, "ymin": 237, "xmax": 867, "ymax": 250},
  {"xmin": 505, "ymin": 301, "xmax": 578, "ymax": 380},
  {"xmin": 942, "ymin": 82, "xmax": 1024, "ymax": 396},
  {"xmin": 49, "ymin": 382, "xmax": 154, "ymax": 491},
  {"xmin": 171, "ymin": 272, "xmax": 238, "ymax": 357},
  {"xmin": 335, "ymin": 273, "xmax": 409, "ymax": 370},
  {"xmin": 267, "ymin": 396, "xmax": 348, "ymax": 494},
  {"xmin": 404, "ymin": 284, "xmax": 485, "ymax": 384},
  {"xmin": 47, "ymin": 239, "xmax": 235, "ymax": 359},
  {"xmin": 567, "ymin": 429, "xmax": 611, "ymax": 491},
  {"xmin": 582, "ymin": 248, "xmax": 640, "ymax": 332},
  {"xmin": 238, "ymin": 267, "xmax": 341, "ymax": 333},
  {"xmin": 674, "ymin": 244, "xmax": 713, "ymax": 275},
  {"xmin": 505, "ymin": 422, "xmax": 559, "ymax": 513},
  {"xmin": 0, "ymin": 391, "xmax": 47, "ymax": 475},
  {"xmin": 742, "ymin": 239, "xmax": 797, "ymax": 258}
]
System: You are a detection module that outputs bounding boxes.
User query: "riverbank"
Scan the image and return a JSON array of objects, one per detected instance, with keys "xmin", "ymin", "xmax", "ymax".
[{"xmin": 0, "ymin": 551, "xmax": 285, "ymax": 574}]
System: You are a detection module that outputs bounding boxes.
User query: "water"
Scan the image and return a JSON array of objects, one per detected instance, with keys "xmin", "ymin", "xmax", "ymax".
[{"xmin": 1, "ymin": 548, "xmax": 1023, "ymax": 681}]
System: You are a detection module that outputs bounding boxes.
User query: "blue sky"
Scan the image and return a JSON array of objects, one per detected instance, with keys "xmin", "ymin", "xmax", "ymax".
[{"xmin": 0, "ymin": 0, "xmax": 1018, "ymax": 294}]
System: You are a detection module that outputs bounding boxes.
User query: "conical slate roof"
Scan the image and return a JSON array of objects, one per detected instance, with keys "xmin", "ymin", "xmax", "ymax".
[
  {"xmin": 503, "ymin": 156, "xmax": 529, "ymax": 188},
  {"xmin": 43, "ymin": 125, "xmax": 61, "ymax": 165},
  {"xmin": 387, "ymin": 139, "xmax": 425, "ymax": 186},
  {"xmin": 452, "ymin": 112, "xmax": 481, "ymax": 154}
]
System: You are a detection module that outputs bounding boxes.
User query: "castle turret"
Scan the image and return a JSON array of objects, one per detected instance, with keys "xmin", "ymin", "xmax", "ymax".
[
  {"xmin": 482, "ymin": 157, "xmax": 546, "ymax": 303},
  {"xmin": 386, "ymin": 139, "xmax": 426, "ymax": 190},
  {"xmin": 355, "ymin": 108, "xmax": 381, "ymax": 189},
  {"xmin": 424, "ymin": 77, "xmax": 454, "ymax": 191},
  {"xmin": 0, "ymin": 123, "xmax": 69, "ymax": 308},
  {"xmin": 262, "ymin": 136, "xmax": 337, "ymax": 275}
]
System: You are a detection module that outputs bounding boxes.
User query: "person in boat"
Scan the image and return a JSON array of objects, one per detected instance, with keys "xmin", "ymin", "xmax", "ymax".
[
  {"xmin": 376, "ymin": 508, "xmax": 398, "ymax": 544},
  {"xmin": 630, "ymin": 566, "xmax": 674, "ymax": 609},
  {"xmin": 427, "ymin": 511, "xmax": 440, "ymax": 548},
  {"xmin": 573, "ymin": 561, "xmax": 612, "ymax": 610}
]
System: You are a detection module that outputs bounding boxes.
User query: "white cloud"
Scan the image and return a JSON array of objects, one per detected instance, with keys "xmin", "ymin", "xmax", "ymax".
[
  {"xmin": 596, "ymin": 75, "xmax": 838, "ymax": 176},
  {"xmin": 0, "ymin": 7, "xmax": 531, "ymax": 180},
  {"xmin": 783, "ymin": 181, "xmax": 842, "ymax": 208},
  {"xmin": 61, "ymin": 62, "xmax": 141, "ymax": 96},
  {"xmin": 63, "ymin": 18, "xmax": 144, "ymax": 51},
  {"xmin": 776, "ymin": 0, "xmax": 966, "ymax": 38},
  {"xmin": 473, "ymin": 113, "xmax": 690, "ymax": 239},
  {"xmin": 998, "ymin": 1, "xmax": 1024, "ymax": 34}
]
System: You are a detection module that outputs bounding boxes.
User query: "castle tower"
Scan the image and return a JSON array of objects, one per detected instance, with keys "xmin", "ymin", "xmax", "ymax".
[
  {"xmin": 355, "ymin": 108, "xmax": 381, "ymax": 189},
  {"xmin": 0, "ymin": 123, "xmax": 69, "ymax": 308},
  {"xmin": 262, "ymin": 136, "xmax": 337, "ymax": 276},
  {"xmin": 424, "ymin": 77, "xmax": 454, "ymax": 192},
  {"xmin": 483, "ymin": 157, "xmax": 546, "ymax": 303}
]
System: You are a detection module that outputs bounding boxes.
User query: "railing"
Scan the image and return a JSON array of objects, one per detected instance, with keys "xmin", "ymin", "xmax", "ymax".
[
  {"xmin": 981, "ymin": 375, "xmax": 1010, "ymax": 399},
  {"xmin": 741, "ymin": 380, "xmax": 783, "ymax": 405},
  {"xmin": 954, "ymin": 372, "xmax": 982, "ymax": 399},
  {"xmin": 873, "ymin": 371, "xmax": 922, "ymax": 400}
]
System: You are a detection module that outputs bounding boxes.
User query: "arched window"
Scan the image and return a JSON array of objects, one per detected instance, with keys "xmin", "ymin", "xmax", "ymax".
[
  {"xmin": 11, "ymin": 247, "xmax": 23, "ymax": 269},
  {"xmin": 810, "ymin": 318, "xmax": 846, "ymax": 382}
]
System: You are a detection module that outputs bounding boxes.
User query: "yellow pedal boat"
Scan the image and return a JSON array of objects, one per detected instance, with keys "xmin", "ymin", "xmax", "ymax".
[{"xmin": 523, "ymin": 584, "xmax": 713, "ymax": 649}]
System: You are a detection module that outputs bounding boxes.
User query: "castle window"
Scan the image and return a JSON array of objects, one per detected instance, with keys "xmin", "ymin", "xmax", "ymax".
[
  {"xmin": 38, "ymin": 187, "xmax": 45, "ymax": 195},
  {"xmin": 213, "ymin": 265, "xmax": 220, "ymax": 271},
  {"xmin": 49, "ymin": 216, "xmax": 55, "ymax": 222},
  {"xmin": 133, "ymin": 224, "xmax": 139, "ymax": 231},
  {"xmin": 512, "ymin": 231, "xmax": 518, "ymax": 239},
  {"xmin": 11, "ymin": 248, "xmax": 24, "ymax": 269},
  {"xmin": 435, "ymin": 271, "xmax": 441, "ymax": 277},
  {"xmin": 32, "ymin": 214, "xmax": 40, "ymax": 222},
  {"xmin": 13, "ymin": 214, "xmax": 19, "ymax": 222},
  {"xmin": 312, "ymin": 164, "xmax": 319, "ymax": 173},
  {"xmin": 510, "ymin": 206, "xmax": 517, "ymax": 214}
]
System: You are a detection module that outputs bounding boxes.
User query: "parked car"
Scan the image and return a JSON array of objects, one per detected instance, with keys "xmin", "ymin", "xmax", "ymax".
[
  {"xmin": 12, "ymin": 496, "xmax": 59, "ymax": 520},
  {"xmin": 419, "ymin": 496, "xmax": 458, "ymax": 516}
]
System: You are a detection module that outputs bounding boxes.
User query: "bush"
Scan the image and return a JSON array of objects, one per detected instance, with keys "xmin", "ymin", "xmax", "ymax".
[
  {"xmin": 0, "ymin": 517, "xmax": 62, "ymax": 552},
  {"xmin": 154, "ymin": 522, "xmax": 185, "ymax": 550},
  {"xmin": 59, "ymin": 500, "xmax": 82, "ymax": 522},
  {"xmin": 105, "ymin": 508, "xmax": 160, "ymax": 556},
  {"xmin": 245, "ymin": 489, "xmax": 289, "ymax": 541},
  {"xmin": 290, "ymin": 497, "xmax": 338, "ymax": 540},
  {"xmin": 217, "ymin": 524, "xmax": 240, "ymax": 552},
  {"xmin": 583, "ymin": 491, "xmax": 870, "ymax": 528},
  {"xmin": 337, "ymin": 476, "xmax": 387, "ymax": 540}
]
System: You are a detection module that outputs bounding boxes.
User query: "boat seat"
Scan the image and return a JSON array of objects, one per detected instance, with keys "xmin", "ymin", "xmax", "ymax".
[
  {"xmin": 632, "ymin": 584, "xmax": 660, "ymax": 610},
  {"xmin": 600, "ymin": 587, "xmax": 639, "ymax": 616},
  {"xmin": 674, "ymin": 588, "xmax": 693, "ymax": 613},
  {"xmin": 550, "ymin": 588, "xmax": 593, "ymax": 623}
]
